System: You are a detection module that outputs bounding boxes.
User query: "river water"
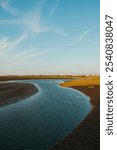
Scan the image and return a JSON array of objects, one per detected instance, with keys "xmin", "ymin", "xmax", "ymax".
[{"xmin": 0, "ymin": 80, "xmax": 91, "ymax": 150}]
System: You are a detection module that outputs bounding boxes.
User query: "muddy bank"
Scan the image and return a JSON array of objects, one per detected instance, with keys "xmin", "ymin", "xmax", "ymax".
[
  {"xmin": 50, "ymin": 85, "xmax": 100, "ymax": 150},
  {"xmin": 0, "ymin": 82, "xmax": 39, "ymax": 107}
]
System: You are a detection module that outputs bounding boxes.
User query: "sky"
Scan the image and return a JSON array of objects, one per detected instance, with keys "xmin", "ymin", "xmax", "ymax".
[{"xmin": 0, "ymin": 0, "xmax": 100, "ymax": 75}]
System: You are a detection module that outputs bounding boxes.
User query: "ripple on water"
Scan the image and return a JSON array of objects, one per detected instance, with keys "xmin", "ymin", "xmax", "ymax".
[{"xmin": 0, "ymin": 80, "xmax": 91, "ymax": 150}]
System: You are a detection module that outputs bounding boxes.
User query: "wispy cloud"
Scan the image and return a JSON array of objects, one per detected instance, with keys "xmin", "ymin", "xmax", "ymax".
[
  {"xmin": 0, "ymin": 0, "xmax": 17, "ymax": 15},
  {"xmin": 0, "ymin": 48, "xmax": 50, "ymax": 67},
  {"xmin": 0, "ymin": 1, "xmax": 66, "ymax": 37},
  {"xmin": 25, "ymin": 12, "xmax": 48, "ymax": 33},
  {"xmin": 49, "ymin": 27, "xmax": 68, "ymax": 37},
  {"xmin": 0, "ymin": 32, "xmax": 27, "ymax": 52},
  {"xmin": 49, "ymin": 0, "xmax": 59, "ymax": 17},
  {"xmin": 0, "ymin": 17, "xmax": 48, "ymax": 34},
  {"xmin": 68, "ymin": 26, "xmax": 96, "ymax": 46},
  {"xmin": 24, "ymin": 49, "xmax": 49, "ymax": 59},
  {"xmin": 0, "ymin": 15, "xmax": 66, "ymax": 37}
]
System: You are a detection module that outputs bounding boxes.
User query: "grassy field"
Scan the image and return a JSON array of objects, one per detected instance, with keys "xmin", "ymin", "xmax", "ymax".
[
  {"xmin": 60, "ymin": 76, "xmax": 100, "ymax": 87},
  {"xmin": 0, "ymin": 75, "xmax": 80, "ymax": 81}
]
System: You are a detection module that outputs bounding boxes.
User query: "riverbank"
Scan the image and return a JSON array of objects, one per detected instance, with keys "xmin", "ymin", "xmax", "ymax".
[
  {"xmin": 51, "ymin": 76, "xmax": 100, "ymax": 150},
  {"xmin": 0, "ymin": 82, "xmax": 39, "ymax": 107},
  {"xmin": 0, "ymin": 75, "xmax": 80, "ymax": 81}
]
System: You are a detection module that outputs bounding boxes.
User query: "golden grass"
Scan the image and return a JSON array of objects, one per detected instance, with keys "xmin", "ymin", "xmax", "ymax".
[
  {"xmin": 0, "ymin": 75, "xmax": 78, "ymax": 81},
  {"xmin": 60, "ymin": 76, "xmax": 100, "ymax": 87}
]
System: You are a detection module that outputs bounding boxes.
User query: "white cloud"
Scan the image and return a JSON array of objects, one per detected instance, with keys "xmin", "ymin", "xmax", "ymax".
[
  {"xmin": 24, "ymin": 49, "xmax": 49, "ymax": 59},
  {"xmin": 0, "ymin": 1, "xmax": 66, "ymax": 36},
  {"xmin": 25, "ymin": 12, "xmax": 48, "ymax": 33},
  {"xmin": 0, "ymin": 18, "xmax": 47, "ymax": 34},
  {"xmin": 49, "ymin": 0, "xmax": 59, "ymax": 17},
  {"xmin": 0, "ymin": 15, "xmax": 49, "ymax": 35},
  {"xmin": 0, "ymin": 37, "xmax": 9, "ymax": 51},
  {"xmin": 0, "ymin": 16, "xmax": 66, "ymax": 37},
  {"xmin": 0, "ymin": 43, "xmax": 50, "ymax": 67},
  {"xmin": 0, "ymin": 0, "xmax": 17, "ymax": 15},
  {"xmin": 0, "ymin": 32, "xmax": 27, "ymax": 52},
  {"xmin": 68, "ymin": 26, "xmax": 96, "ymax": 46},
  {"xmin": 49, "ymin": 27, "xmax": 68, "ymax": 37}
]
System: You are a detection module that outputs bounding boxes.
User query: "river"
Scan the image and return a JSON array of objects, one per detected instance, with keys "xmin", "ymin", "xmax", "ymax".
[{"xmin": 0, "ymin": 79, "xmax": 91, "ymax": 150}]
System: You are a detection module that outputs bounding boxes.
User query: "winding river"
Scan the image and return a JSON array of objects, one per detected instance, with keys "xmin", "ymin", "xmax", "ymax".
[{"xmin": 0, "ymin": 80, "xmax": 91, "ymax": 150}]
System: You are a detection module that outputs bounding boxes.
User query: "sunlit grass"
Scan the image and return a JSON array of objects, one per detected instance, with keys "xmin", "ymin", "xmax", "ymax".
[{"xmin": 60, "ymin": 76, "xmax": 100, "ymax": 87}]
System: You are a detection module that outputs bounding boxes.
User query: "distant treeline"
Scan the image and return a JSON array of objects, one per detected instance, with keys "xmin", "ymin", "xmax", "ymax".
[{"xmin": 0, "ymin": 75, "xmax": 99, "ymax": 81}]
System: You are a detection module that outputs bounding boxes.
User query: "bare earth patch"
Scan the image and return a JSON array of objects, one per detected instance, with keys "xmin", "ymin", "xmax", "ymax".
[{"xmin": 0, "ymin": 82, "xmax": 39, "ymax": 107}]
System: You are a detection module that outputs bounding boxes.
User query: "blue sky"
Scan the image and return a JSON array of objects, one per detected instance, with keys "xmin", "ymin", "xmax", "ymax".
[{"xmin": 0, "ymin": 0, "xmax": 100, "ymax": 75}]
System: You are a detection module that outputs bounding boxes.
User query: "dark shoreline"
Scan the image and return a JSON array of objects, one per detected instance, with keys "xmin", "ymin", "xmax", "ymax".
[
  {"xmin": 50, "ymin": 85, "xmax": 100, "ymax": 150},
  {"xmin": 0, "ymin": 82, "xmax": 39, "ymax": 107}
]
